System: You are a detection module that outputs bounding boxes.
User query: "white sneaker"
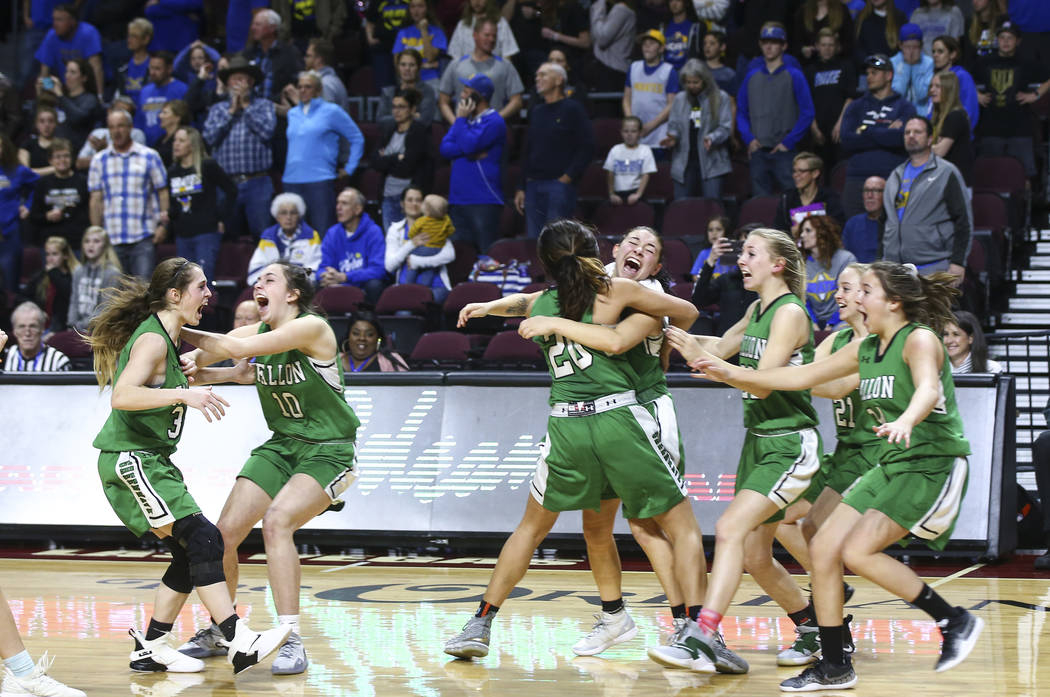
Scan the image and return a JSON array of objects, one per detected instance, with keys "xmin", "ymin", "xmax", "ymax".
[
  {"xmin": 572, "ymin": 608, "xmax": 638, "ymax": 656},
  {"xmin": 0, "ymin": 653, "xmax": 85, "ymax": 697},
  {"xmin": 227, "ymin": 619, "xmax": 293, "ymax": 675},
  {"xmin": 129, "ymin": 629, "xmax": 205, "ymax": 673}
]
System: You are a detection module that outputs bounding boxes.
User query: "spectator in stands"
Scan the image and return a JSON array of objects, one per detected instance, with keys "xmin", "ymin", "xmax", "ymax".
[
  {"xmin": 448, "ymin": 0, "xmax": 520, "ymax": 61},
  {"xmin": 394, "ymin": 0, "xmax": 449, "ymax": 87},
  {"xmin": 841, "ymin": 175, "xmax": 885, "ymax": 262},
  {"xmin": 365, "ymin": 0, "xmax": 411, "ymax": 89},
  {"xmin": 699, "ymin": 29, "xmax": 736, "ymax": 95},
  {"xmin": 398, "ymin": 194, "xmax": 455, "ymax": 293},
  {"xmin": 242, "ymin": 9, "xmax": 302, "ymax": 101},
  {"xmin": 943, "ymin": 310, "xmax": 1002, "ymax": 373},
  {"xmin": 18, "ymin": 106, "xmax": 58, "ymax": 176},
  {"xmin": 737, "ymin": 23, "xmax": 816, "ymax": 197},
  {"xmin": 662, "ymin": 0, "xmax": 698, "ymax": 71},
  {"xmin": 516, "ymin": 62, "xmax": 593, "ymax": 239},
  {"xmin": 118, "ymin": 18, "xmax": 153, "ymax": 106},
  {"xmin": 203, "ymin": 57, "xmax": 276, "ymax": 240},
  {"xmin": 280, "ymin": 70, "xmax": 365, "ymax": 235},
  {"xmin": 153, "ymin": 100, "xmax": 191, "ymax": 167},
  {"xmin": 144, "ymin": 0, "xmax": 202, "ymax": 53},
  {"xmin": 34, "ymin": 4, "xmax": 104, "ymax": 100},
  {"xmin": 340, "ymin": 310, "xmax": 410, "ymax": 372},
  {"xmin": 604, "ymin": 116, "xmax": 656, "ymax": 206},
  {"xmin": 0, "ymin": 132, "xmax": 37, "ymax": 293},
  {"xmin": 882, "ymin": 115, "xmax": 970, "ymax": 283},
  {"xmin": 909, "ymin": 0, "xmax": 964, "ymax": 54},
  {"xmin": 378, "ymin": 50, "xmax": 440, "ymax": 125},
  {"xmin": 854, "ymin": 0, "xmax": 907, "ymax": 66},
  {"xmin": 173, "ymin": 40, "xmax": 220, "ymax": 85},
  {"xmin": 233, "ymin": 298, "xmax": 261, "ymax": 328},
  {"xmin": 305, "ymin": 39, "xmax": 349, "ymax": 111},
  {"xmin": 247, "ymin": 193, "xmax": 323, "ymax": 285},
  {"xmin": 137, "ymin": 52, "xmax": 189, "ymax": 146},
  {"xmin": 438, "ymin": 18, "xmax": 525, "ymax": 125},
  {"xmin": 23, "ymin": 236, "xmax": 77, "ymax": 333},
  {"xmin": 29, "ymin": 139, "xmax": 88, "ymax": 249},
  {"xmin": 841, "ymin": 53, "xmax": 916, "ymax": 217},
  {"xmin": 317, "ymin": 188, "xmax": 389, "ymax": 304},
  {"xmin": 184, "ymin": 48, "xmax": 225, "ymax": 122},
  {"xmin": 38, "ymin": 58, "xmax": 102, "ymax": 155},
  {"xmin": 587, "ymin": 0, "xmax": 636, "ymax": 92},
  {"xmin": 440, "ymin": 74, "xmax": 506, "ymax": 254},
  {"xmin": 88, "ymin": 108, "xmax": 169, "ymax": 279},
  {"xmin": 891, "ymin": 23, "xmax": 934, "ymax": 114},
  {"xmin": 374, "ymin": 87, "xmax": 434, "ymax": 231},
  {"xmin": 662, "ymin": 59, "xmax": 732, "ymax": 199},
  {"xmin": 1, "ymin": 302, "xmax": 69, "ymax": 371},
  {"xmin": 275, "ymin": 0, "xmax": 347, "ymax": 46},
  {"xmin": 692, "ymin": 222, "xmax": 758, "ymax": 336},
  {"xmin": 773, "ymin": 152, "xmax": 845, "ymax": 234},
  {"xmin": 67, "ymin": 226, "xmax": 122, "ymax": 333},
  {"xmin": 385, "ymin": 186, "xmax": 455, "ymax": 302},
  {"xmin": 624, "ymin": 30, "xmax": 679, "ymax": 152},
  {"xmin": 974, "ymin": 20, "xmax": 1050, "ymax": 179},
  {"xmin": 688, "ymin": 214, "xmax": 733, "ymax": 282},
  {"xmin": 804, "ymin": 29, "xmax": 857, "ymax": 170},
  {"xmin": 929, "ymin": 71, "xmax": 974, "ymax": 188},
  {"xmin": 76, "ymin": 99, "xmax": 148, "ymax": 171},
  {"xmin": 930, "ymin": 35, "xmax": 979, "ymax": 134},
  {"xmin": 962, "ymin": 0, "xmax": 1007, "ymax": 64},
  {"xmin": 797, "ymin": 213, "xmax": 857, "ymax": 329},
  {"xmin": 507, "ymin": 0, "xmax": 592, "ymax": 79},
  {"xmin": 793, "ymin": 0, "xmax": 855, "ymax": 63}
]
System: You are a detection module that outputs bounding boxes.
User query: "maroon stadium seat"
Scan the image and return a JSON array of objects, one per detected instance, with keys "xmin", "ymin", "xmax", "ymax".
[
  {"xmin": 409, "ymin": 331, "xmax": 472, "ymax": 366},
  {"xmin": 738, "ymin": 196, "xmax": 780, "ymax": 227},
  {"xmin": 592, "ymin": 201, "xmax": 655, "ymax": 238},
  {"xmin": 661, "ymin": 238, "xmax": 693, "ymax": 283},
  {"xmin": 316, "ymin": 285, "xmax": 365, "ymax": 315},
  {"xmin": 481, "ymin": 329, "xmax": 542, "ymax": 366},
  {"xmin": 374, "ymin": 283, "xmax": 434, "ymax": 315},
  {"xmin": 663, "ymin": 198, "xmax": 726, "ymax": 237}
]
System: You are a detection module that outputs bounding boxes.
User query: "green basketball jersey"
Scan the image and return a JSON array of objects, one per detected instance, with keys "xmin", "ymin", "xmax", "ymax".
[
  {"xmin": 738, "ymin": 293, "xmax": 818, "ymax": 431},
  {"xmin": 856, "ymin": 323, "xmax": 970, "ymax": 468},
  {"xmin": 829, "ymin": 328, "xmax": 880, "ymax": 448},
  {"xmin": 254, "ymin": 317, "xmax": 360, "ymax": 442},
  {"xmin": 531, "ymin": 290, "xmax": 638, "ymax": 404},
  {"xmin": 625, "ymin": 331, "xmax": 669, "ymax": 401},
  {"xmin": 93, "ymin": 314, "xmax": 189, "ymax": 454}
]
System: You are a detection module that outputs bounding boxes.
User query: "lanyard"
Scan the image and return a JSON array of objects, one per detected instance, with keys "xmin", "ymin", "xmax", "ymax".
[{"xmin": 346, "ymin": 354, "xmax": 377, "ymax": 372}]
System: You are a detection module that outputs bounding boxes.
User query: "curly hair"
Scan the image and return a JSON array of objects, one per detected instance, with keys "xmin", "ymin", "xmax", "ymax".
[{"xmin": 797, "ymin": 214, "xmax": 844, "ymax": 269}]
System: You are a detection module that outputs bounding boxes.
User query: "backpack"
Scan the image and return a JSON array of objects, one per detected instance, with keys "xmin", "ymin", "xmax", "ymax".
[{"xmin": 469, "ymin": 255, "xmax": 532, "ymax": 295}]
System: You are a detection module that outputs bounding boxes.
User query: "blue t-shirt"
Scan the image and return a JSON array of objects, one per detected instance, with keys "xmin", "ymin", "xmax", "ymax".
[
  {"xmin": 393, "ymin": 25, "xmax": 449, "ymax": 82},
  {"xmin": 136, "ymin": 79, "xmax": 189, "ymax": 145},
  {"xmin": 689, "ymin": 248, "xmax": 735, "ymax": 278},
  {"xmin": 663, "ymin": 20, "xmax": 693, "ymax": 71},
  {"xmin": 122, "ymin": 55, "xmax": 150, "ymax": 105},
  {"xmin": 34, "ymin": 22, "xmax": 102, "ymax": 80},
  {"xmin": 895, "ymin": 160, "xmax": 926, "ymax": 222}
]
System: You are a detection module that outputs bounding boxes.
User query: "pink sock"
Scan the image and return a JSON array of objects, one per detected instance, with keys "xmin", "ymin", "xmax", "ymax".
[{"xmin": 698, "ymin": 608, "xmax": 723, "ymax": 636}]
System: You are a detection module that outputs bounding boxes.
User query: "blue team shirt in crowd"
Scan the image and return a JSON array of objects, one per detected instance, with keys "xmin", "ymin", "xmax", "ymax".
[
  {"xmin": 136, "ymin": 79, "xmax": 189, "ymax": 145},
  {"xmin": 393, "ymin": 25, "xmax": 449, "ymax": 82},
  {"xmin": 34, "ymin": 21, "xmax": 102, "ymax": 81}
]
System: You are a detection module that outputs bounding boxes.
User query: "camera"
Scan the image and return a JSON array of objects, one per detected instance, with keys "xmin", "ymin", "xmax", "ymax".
[
  {"xmin": 719, "ymin": 239, "xmax": 744, "ymax": 266},
  {"xmin": 41, "ymin": 77, "xmax": 55, "ymax": 90}
]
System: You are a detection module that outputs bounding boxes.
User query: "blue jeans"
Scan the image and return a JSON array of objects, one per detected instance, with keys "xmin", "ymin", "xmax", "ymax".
[
  {"xmin": 176, "ymin": 232, "xmax": 223, "ymax": 285},
  {"xmin": 357, "ymin": 277, "xmax": 389, "ymax": 305},
  {"xmin": 674, "ymin": 162, "xmax": 725, "ymax": 200},
  {"xmin": 227, "ymin": 175, "xmax": 274, "ymax": 240},
  {"xmin": 116, "ymin": 237, "xmax": 156, "ymax": 279},
  {"xmin": 524, "ymin": 179, "xmax": 577, "ymax": 239},
  {"xmin": 382, "ymin": 195, "xmax": 403, "ymax": 234},
  {"xmin": 749, "ymin": 149, "xmax": 795, "ymax": 197},
  {"xmin": 284, "ymin": 180, "xmax": 336, "ymax": 235},
  {"xmin": 0, "ymin": 223, "xmax": 22, "ymax": 293},
  {"xmin": 450, "ymin": 203, "xmax": 503, "ymax": 254}
]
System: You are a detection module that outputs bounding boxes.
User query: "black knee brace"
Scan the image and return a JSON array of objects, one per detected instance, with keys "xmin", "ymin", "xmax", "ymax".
[
  {"xmin": 161, "ymin": 538, "xmax": 193, "ymax": 594},
  {"xmin": 172, "ymin": 513, "xmax": 226, "ymax": 588}
]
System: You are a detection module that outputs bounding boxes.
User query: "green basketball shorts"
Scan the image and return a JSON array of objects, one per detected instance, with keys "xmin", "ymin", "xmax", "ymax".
[
  {"xmin": 736, "ymin": 428, "xmax": 822, "ymax": 524},
  {"xmin": 98, "ymin": 450, "xmax": 201, "ymax": 537},
  {"xmin": 239, "ymin": 435, "xmax": 358, "ymax": 501}
]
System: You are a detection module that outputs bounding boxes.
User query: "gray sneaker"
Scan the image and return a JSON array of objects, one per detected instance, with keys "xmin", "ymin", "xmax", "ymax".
[
  {"xmin": 177, "ymin": 624, "xmax": 228, "ymax": 658},
  {"xmin": 646, "ymin": 619, "xmax": 716, "ymax": 673},
  {"xmin": 777, "ymin": 625, "xmax": 820, "ymax": 666},
  {"xmin": 780, "ymin": 659, "xmax": 857, "ymax": 692},
  {"xmin": 572, "ymin": 608, "xmax": 638, "ymax": 656},
  {"xmin": 271, "ymin": 632, "xmax": 308, "ymax": 675},
  {"xmin": 444, "ymin": 614, "xmax": 493, "ymax": 659},
  {"xmin": 712, "ymin": 632, "xmax": 749, "ymax": 674}
]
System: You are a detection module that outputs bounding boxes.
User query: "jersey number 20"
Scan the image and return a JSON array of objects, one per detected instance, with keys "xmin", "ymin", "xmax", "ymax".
[{"xmin": 549, "ymin": 339, "xmax": 593, "ymax": 378}]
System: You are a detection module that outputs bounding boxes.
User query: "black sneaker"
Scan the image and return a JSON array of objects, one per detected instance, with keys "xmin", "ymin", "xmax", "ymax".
[
  {"xmin": 935, "ymin": 609, "xmax": 984, "ymax": 672},
  {"xmin": 842, "ymin": 614, "xmax": 855, "ymax": 655},
  {"xmin": 780, "ymin": 659, "xmax": 857, "ymax": 692},
  {"xmin": 843, "ymin": 583, "xmax": 855, "ymax": 604}
]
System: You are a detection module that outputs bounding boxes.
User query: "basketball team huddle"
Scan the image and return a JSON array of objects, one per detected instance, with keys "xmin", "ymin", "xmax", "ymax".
[{"xmin": 3, "ymin": 216, "xmax": 981, "ymax": 694}]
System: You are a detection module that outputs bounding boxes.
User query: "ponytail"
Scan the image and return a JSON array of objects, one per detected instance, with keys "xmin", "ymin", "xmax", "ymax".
[{"xmin": 538, "ymin": 219, "xmax": 611, "ymax": 321}]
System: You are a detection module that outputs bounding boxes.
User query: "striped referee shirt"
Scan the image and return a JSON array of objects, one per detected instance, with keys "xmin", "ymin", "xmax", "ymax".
[
  {"xmin": 2, "ymin": 346, "xmax": 71, "ymax": 372},
  {"xmin": 87, "ymin": 142, "xmax": 167, "ymax": 246}
]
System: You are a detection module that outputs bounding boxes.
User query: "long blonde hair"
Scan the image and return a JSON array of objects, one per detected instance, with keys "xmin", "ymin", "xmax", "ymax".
[
  {"xmin": 33, "ymin": 237, "xmax": 80, "ymax": 309},
  {"xmin": 802, "ymin": 0, "xmax": 845, "ymax": 34},
  {"xmin": 930, "ymin": 71, "xmax": 965, "ymax": 142},
  {"xmin": 175, "ymin": 126, "xmax": 205, "ymax": 177},
  {"xmin": 82, "ymin": 226, "xmax": 123, "ymax": 272},
  {"xmin": 856, "ymin": 0, "xmax": 901, "ymax": 52},
  {"xmin": 748, "ymin": 228, "xmax": 806, "ymax": 300}
]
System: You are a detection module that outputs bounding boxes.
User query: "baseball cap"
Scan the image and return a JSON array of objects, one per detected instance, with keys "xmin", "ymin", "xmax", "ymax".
[
  {"xmin": 899, "ymin": 23, "xmax": 923, "ymax": 43},
  {"xmin": 759, "ymin": 25, "xmax": 788, "ymax": 42},
  {"xmin": 636, "ymin": 29, "xmax": 666, "ymax": 46},
  {"xmin": 459, "ymin": 73, "xmax": 494, "ymax": 100},
  {"xmin": 996, "ymin": 20, "xmax": 1021, "ymax": 38},
  {"xmin": 864, "ymin": 53, "xmax": 893, "ymax": 72}
]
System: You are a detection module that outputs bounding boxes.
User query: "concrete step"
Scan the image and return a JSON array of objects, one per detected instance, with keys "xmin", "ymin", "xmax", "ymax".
[
  {"xmin": 1015, "ymin": 283, "xmax": 1050, "ymax": 296},
  {"xmin": 1019, "ymin": 269, "xmax": 1050, "ymax": 282},
  {"xmin": 1015, "ymin": 376, "xmax": 1050, "ymax": 391},
  {"xmin": 1008, "ymin": 297, "xmax": 1050, "ymax": 310},
  {"xmin": 999, "ymin": 312, "xmax": 1050, "ymax": 326}
]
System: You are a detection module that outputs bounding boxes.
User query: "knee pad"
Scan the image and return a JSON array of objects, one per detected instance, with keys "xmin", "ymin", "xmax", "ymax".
[
  {"xmin": 172, "ymin": 513, "xmax": 226, "ymax": 588},
  {"xmin": 161, "ymin": 538, "xmax": 193, "ymax": 594}
]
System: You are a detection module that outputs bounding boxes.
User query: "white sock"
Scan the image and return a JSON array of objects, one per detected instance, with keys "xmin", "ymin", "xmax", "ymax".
[{"xmin": 278, "ymin": 614, "xmax": 301, "ymax": 634}]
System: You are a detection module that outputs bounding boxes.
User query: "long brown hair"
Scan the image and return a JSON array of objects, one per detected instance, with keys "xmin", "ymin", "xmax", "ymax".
[
  {"xmin": 87, "ymin": 258, "xmax": 201, "ymax": 388},
  {"xmin": 802, "ymin": 0, "xmax": 845, "ymax": 34},
  {"xmin": 538, "ymin": 219, "xmax": 610, "ymax": 321},
  {"xmin": 867, "ymin": 261, "xmax": 959, "ymax": 334},
  {"xmin": 748, "ymin": 228, "xmax": 807, "ymax": 300},
  {"xmin": 930, "ymin": 70, "xmax": 964, "ymax": 142},
  {"xmin": 856, "ymin": 0, "xmax": 901, "ymax": 52},
  {"xmin": 36, "ymin": 236, "xmax": 80, "ymax": 306},
  {"xmin": 797, "ymin": 213, "xmax": 843, "ymax": 269},
  {"xmin": 270, "ymin": 261, "xmax": 321, "ymax": 316}
]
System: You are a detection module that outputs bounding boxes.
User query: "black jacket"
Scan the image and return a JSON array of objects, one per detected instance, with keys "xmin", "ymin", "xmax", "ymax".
[{"xmin": 372, "ymin": 120, "xmax": 433, "ymax": 188}]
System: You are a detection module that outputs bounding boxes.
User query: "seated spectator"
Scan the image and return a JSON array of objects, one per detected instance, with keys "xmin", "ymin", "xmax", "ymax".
[
  {"xmin": 340, "ymin": 310, "xmax": 410, "ymax": 372},
  {"xmin": 233, "ymin": 298, "xmax": 261, "ymax": 328},
  {"xmin": 377, "ymin": 50, "xmax": 440, "ymax": 125},
  {"xmin": 439, "ymin": 74, "xmax": 506, "ymax": 254},
  {"xmin": 29, "ymin": 138, "xmax": 89, "ymax": 249},
  {"xmin": 942, "ymin": 309, "xmax": 1002, "ymax": 374},
  {"xmin": 373, "ymin": 88, "xmax": 434, "ymax": 232},
  {"xmin": 688, "ymin": 214, "xmax": 734, "ymax": 281},
  {"xmin": 38, "ymin": 58, "xmax": 102, "ymax": 155},
  {"xmin": 624, "ymin": 29, "xmax": 679, "ymax": 153},
  {"xmin": 137, "ymin": 52, "xmax": 189, "ymax": 147},
  {"xmin": 385, "ymin": 187, "xmax": 455, "ymax": 302},
  {"xmin": 154, "ymin": 99, "xmax": 191, "ymax": 167},
  {"xmin": 891, "ymin": 23, "xmax": 934, "ymax": 114},
  {"xmin": 76, "ymin": 99, "xmax": 148, "ymax": 171},
  {"xmin": 18, "ymin": 106, "xmax": 59, "ymax": 177},
  {"xmin": 305, "ymin": 39, "xmax": 349, "ymax": 111},
  {"xmin": 841, "ymin": 175, "xmax": 885, "ymax": 262},
  {"xmin": 930, "ymin": 34, "xmax": 978, "ymax": 135},
  {"xmin": 0, "ymin": 132, "xmax": 38, "ymax": 293},
  {"xmin": 804, "ymin": 29, "xmax": 857, "ymax": 171},
  {"xmin": 119, "ymin": 18, "xmax": 154, "ymax": 106},
  {"xmin": 604, "ymin": 116, "xmax": 656, "ymax": 206},
  {"xmin": 773, "ymin": 152, "xmax": 845, "ymax": 235},
  {"xmin": 854, "ymin": 0, "xmax": 907, "ymax": 67},
  {"xmin": 909, "ymin": 0, "xmax": 964, "ymax": 54},
  {"xmin": 586, "ymin": 0, "xmax": 636, "ymax": 92},
  {"xmin": 24, "ymin": 236, "xmax": 78, "ymax": 333},
  {"xmin": 438, "ymin": 18, "xmax": 525, "ymax": 125},
  {"xmin": 1, "ymin": 302, "xmax": 70, "ymax": 371},
  {"xmin": 796, "ymin": 213, "xmax": 857, "ymax": 329},
  {"xmin": 317, "ymin": 188, "xmax": 389, "ymax": 304},
  {"xmin": 173, "ymin": 40, "xmax": 220, "ymax": 86},
  {"xmin": 247, "ymin": 193, "xmax": 323, "ymax": 285},
  {"xmin": 394, "ymin": 0, "xmax": 449, "ymax": 87},
  {"xmin": 242, "ymin": 9, "xmax": 303, "ymax": 102},
  {"xmin": 662, "ymin": 0, "xmax": 698, "ymax": 71},
  {"xmin": 698, "ymin": 30, "xmax": 736, "ymax": 95},
  {"xmin": 34, "ymin": 4, "xmax": 104, "ymax": 100},
  {"xmin": 400, "ymin": 194, "xmax": 455, "ymax": 293},
  {"xmin": 67, "ymin": 226, "xmax": 122, "ymax": 333},
  {"xmin": 662, "ymin": 59, "xmax": 732, "ymax": 199},
  {"xmin": 929, "ymin": 71, "xmax": 974, "ymax": 188},
  {"xmin": 448, "ymin": 0, "xmax": 520, "ymax": 61},
  {"xmin": 793, "ymin": 0, "xmax": 855, "ymax": 63},
  {"xmin": 692, "ymin": 222, "xmax": 759, "ymax": 336}
]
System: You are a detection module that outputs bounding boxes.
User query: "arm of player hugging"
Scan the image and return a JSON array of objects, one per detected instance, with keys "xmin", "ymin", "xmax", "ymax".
[{"xmin": 518, "ymin": 312, "xmax": 660, "ymax": 354}]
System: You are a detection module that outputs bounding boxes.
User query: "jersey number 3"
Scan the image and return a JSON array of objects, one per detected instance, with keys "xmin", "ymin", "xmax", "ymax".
[
  {"xmin": 167, "ymin": 405, "xmax": 186, "ymax": 439},
  {"xmin": 549, "ymin": 339, "xmax": 593, "ymax": 378}
]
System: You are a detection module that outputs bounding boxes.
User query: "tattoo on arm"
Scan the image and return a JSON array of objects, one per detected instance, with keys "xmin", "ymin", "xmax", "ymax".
[{"xmin": 508, "ymin": 297, "xmax": 529, "ymax": 315}]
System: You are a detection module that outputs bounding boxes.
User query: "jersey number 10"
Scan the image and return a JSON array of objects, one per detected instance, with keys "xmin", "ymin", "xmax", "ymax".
[{"xmin": 271, "ymin": 391, "xmax": 305, "ymax": 419}]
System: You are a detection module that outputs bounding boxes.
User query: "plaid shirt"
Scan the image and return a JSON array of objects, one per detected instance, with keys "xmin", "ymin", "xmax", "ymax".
[
  {"xmin": 87, "ymin": 142, "xmax": 167, "ymax": 245},
  {"xmin": 202, "ymin": 97, "xmax": 276, "ymax": 175}
]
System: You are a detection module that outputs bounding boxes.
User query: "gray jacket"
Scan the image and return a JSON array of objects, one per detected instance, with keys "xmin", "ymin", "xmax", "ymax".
[
  {"xmin": 882, "ymin": 154, "xmax": 971, "ymax": 267},
  {"xmin": 665, "ymin": 88, "xmax": 733, "ymax": 184}
]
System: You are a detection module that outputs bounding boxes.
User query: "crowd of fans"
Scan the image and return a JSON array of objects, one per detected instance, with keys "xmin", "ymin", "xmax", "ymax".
[{"xmin": 0, "ymin": 0, "xmax": 1048, "ymax": 373}]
